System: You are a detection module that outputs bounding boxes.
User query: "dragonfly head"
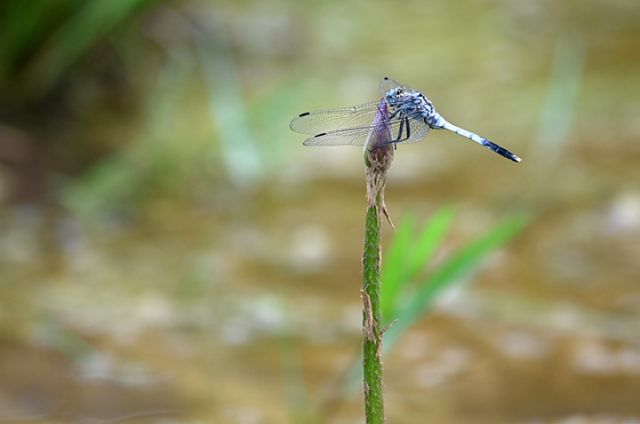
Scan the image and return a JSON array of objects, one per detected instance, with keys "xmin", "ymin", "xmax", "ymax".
[{"xmin": 384, "ymin": 87, "xmax": 407, "ymax": 108}]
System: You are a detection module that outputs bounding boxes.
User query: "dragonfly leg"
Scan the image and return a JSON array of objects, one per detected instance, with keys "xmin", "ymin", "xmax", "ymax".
[
  {"xmin": 383, "ymin": 116, "xmax": 412, "ymax": 149},
  {"xmin": 403, "ymin": 117, "xmax": 411, "ymax": 141},
  {"xmin": 388, "ymin": 117, "xmax": 404, "ymax": 149},
  {"xmin": 394, "ymin": 118, "xmax": 405, "ymax": 142},
  {"xmin": 393, "ymin": 117, "xmax": 411, "ymax": 143}
]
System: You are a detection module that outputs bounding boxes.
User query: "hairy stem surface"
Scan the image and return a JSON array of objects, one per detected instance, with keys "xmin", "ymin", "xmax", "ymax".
[{"xmin": 361, "ymin": 99, "xmax": 394, "ymax": 424}]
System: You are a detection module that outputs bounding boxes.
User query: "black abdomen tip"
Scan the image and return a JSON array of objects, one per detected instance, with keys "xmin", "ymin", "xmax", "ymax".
[{"xmin": 483, "ymin": 140, "xmax": 522, "ymax": 163}]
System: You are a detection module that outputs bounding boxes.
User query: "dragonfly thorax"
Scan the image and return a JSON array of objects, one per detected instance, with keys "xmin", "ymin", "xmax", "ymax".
[{"xmin": 384, "ymin": 87, "xmax": 443, "ymax": 128}]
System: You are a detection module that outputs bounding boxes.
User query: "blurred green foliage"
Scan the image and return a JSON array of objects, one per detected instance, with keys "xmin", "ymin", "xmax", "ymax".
[
  {"xmin": 381, "ymin": 210, "xmax": 528, "ymax": 350},
  {"xmin": 0, "ymin": 0, "xmax": 152, "ymax": 100},
  {"xmin": 0, "ymin": 0, "xmax": 160, "ymax": 213},
  {"xmin": 0, "ymin": 0, "xmax": 299, "ymax": 219},
  {"xmin": 381, "ymin": 207, "xmax": 455, "ymax": 323},
  {"xmin": 336, "ymin": 210, "xmax": 527, "ymax": 401}
]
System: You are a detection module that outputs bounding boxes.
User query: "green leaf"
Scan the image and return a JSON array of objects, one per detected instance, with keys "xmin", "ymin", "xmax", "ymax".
[
  {"xmin": 381, "ymin": 208, "xmax": 455, "ymax": 322},
  {"xmin": 380, "ymin": 214, "xmax": 415, "ymax": 321},
  {"xmin": 405, "ymin": 206, "xmax": 455, "ymax": 287},
  {"xmin": 383, "ymin": 214, "xmax": 527, "ymax": 350}
]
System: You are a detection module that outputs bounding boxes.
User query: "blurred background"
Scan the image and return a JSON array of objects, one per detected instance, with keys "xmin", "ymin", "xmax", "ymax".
[{"xmin": 1, "ymin": 0, "xmax": 639, "ymax": 422}]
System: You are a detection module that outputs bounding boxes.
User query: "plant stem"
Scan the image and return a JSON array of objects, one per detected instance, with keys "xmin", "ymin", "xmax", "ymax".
[
  {"xmin": 361, "ymin": 99, "xmax": 394, "ymax": 423},
  {"xmin": 362, "ymin": 202, "xmax": 385, "ymax": 423}
]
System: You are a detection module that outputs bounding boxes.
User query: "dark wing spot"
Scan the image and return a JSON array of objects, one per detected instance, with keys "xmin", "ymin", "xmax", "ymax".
[
  {"xmin": 314, "ymin": 132, "xmax": 327, "ymax": 137},
  {"xmin": 298, "ymin": 112, "xmax": 310, "ymax": 117},
  {"xmin": 383, "ymin": 76, "xmax": 390, "ymax": 81}
]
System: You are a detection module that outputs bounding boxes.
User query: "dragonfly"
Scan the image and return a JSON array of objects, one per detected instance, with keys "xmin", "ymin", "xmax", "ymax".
[{"xmin": 290, "ymin": 77, "xmax": 522, "ymax": 163}]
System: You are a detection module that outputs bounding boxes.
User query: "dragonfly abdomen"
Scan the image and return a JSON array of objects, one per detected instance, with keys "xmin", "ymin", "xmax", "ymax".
[{"xmin": 481, "ymin": 140, "xmax": 522, "ymax": 163}]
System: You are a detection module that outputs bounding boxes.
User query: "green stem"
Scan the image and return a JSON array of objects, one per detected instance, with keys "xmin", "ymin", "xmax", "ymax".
[
  {"xmin": 362, "ymin": 197, "xmax": 385, "ymax": 423},
  {"xmin": 361, "ymin": 99, "xmax": 394, "ymax": 423}
]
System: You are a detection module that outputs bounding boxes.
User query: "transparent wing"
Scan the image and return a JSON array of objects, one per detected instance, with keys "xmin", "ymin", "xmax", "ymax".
[
  {"xmin": 380, "ymin": 76, "xmax": 403, "ymax": 94},
  {"xmin": 290, "ymin": 102, "xmax": 382, "ymax": 135},
  {"xmin": 404, "ymin": 117, "xmax": 430, "ymax": 144},
  {"xmin": 380, "ymin": 76, "xmax": 419, "ymax": 96},
  {"xmin": 302, "ymin": 117, "xmax": 430, "ymax": 146},
  {"xmin": 302, "ymin": 121, "xmax": 394, "ymax": 146}
]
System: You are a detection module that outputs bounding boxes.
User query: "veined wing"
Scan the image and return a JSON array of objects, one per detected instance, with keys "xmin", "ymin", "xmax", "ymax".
[
  {"xmin": 402, "ymin": 116, "xmax": 430, "ymax": 144},
  {"xmin": 302, "ymin": 115, "xmax": 430, "ymax": 146},
  {"xmin": 290, "ymin": 102, "xmax": 382, "ymax": 135},
  {"xmin": 380, "ymin": 76, "xmax": 418, "ymax": 96},
  {"xmin": 380, "ymin": 76, "xmax": 403, "ymax": 94}
]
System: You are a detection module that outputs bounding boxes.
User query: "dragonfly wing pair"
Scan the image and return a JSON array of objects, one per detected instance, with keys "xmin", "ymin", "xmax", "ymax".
[{"xmin": 290, "ymin": 101, "xmax": 429, "ymax": 146}]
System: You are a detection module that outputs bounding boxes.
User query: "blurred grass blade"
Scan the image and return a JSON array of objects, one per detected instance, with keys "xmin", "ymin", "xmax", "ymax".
[
  {"xmin": 197, "ymin": 32, "xmax": 263, "ymax": 187},
  {"xmin": 383, "ymin": 215, "xmax": 527, "ymax": 350},
  {"xmin": 0, "ymin": 1, "xmax": 68, "ymax": 81},
  {"xmin": 246, "ymin": 77, "xmax": 310, "ymax": 172},
  {"xmin": 533, "ymin": 33, "xmax": 585, "ymax": 163},
  {"xmin": 22, "ymin": 0, "xmax": 150, "ymax": 96},
  {"xmin": 59, "ymin": 57, "xmax": 193, "ymax": 219},
  {"xmin": 405, "ymin": 206, "xmax": 454, "ymax": 287},
  {"xmin": 341, "ymin": 214, "xmax": 527, "ymax": 398},
  {"xmin": 380, "ymin": 214, "xmax": 415, "ymax": 321},
  {"xmin": 381, "ymin": 208, "xmax": 455, "ymax": 322}
]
